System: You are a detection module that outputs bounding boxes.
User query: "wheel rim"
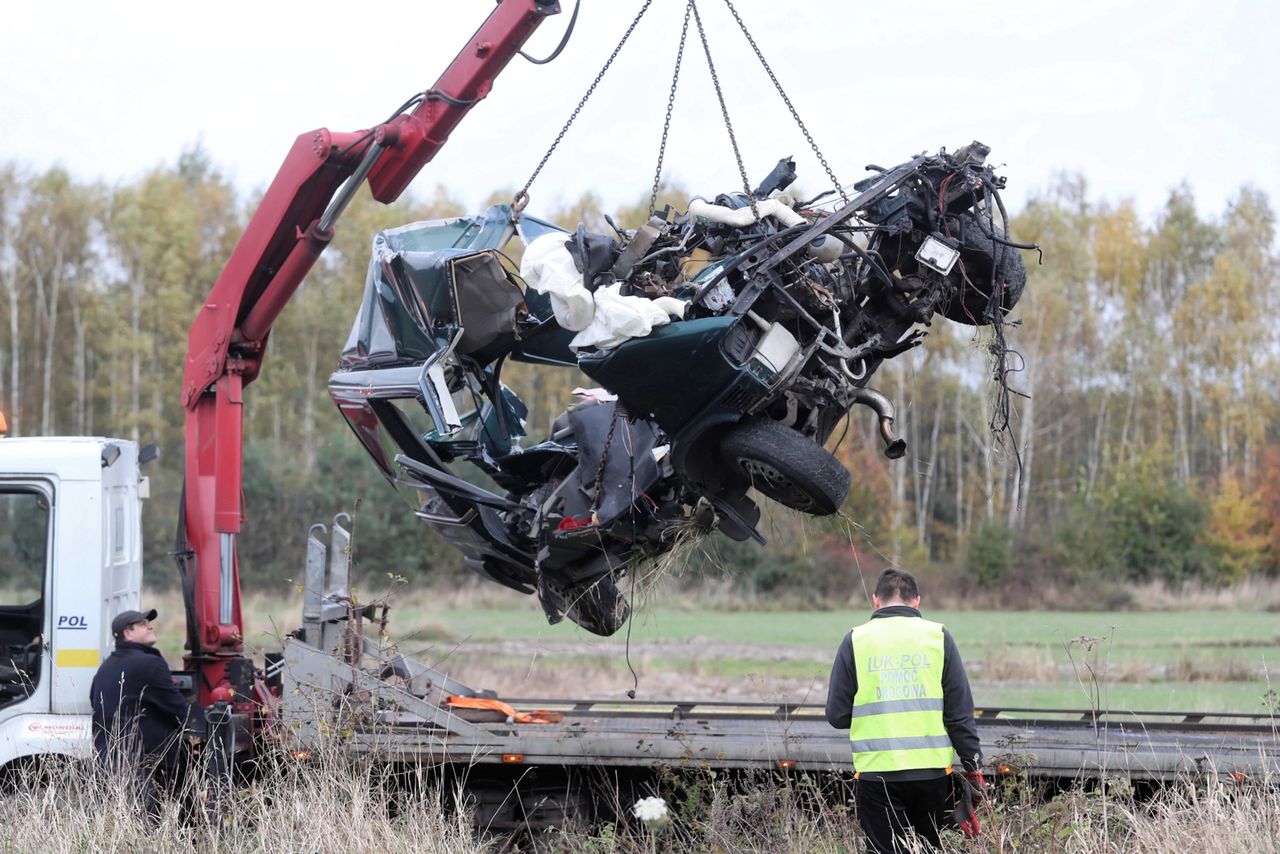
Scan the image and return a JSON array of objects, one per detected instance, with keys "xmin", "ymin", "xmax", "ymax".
[{"xmin": 737, "ymin": 458, "xmax": 817, "ymax": 511}]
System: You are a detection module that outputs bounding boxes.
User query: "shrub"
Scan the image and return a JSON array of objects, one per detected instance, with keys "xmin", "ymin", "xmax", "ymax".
[
  {"xmin": 965, "ymin": 518, "xmax": 1013, "ymax": 588},
  {"xmin": 1095, "ymin": 450, "xmax": 1208, "ymax": 584},
  {"xmin": 1201, "ymin": 473, "xmax": 1269, "ymax": 585}
]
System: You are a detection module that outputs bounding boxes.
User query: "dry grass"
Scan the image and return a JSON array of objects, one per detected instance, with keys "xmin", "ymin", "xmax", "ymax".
[
  {"xmin": 1, "ymin": 750, "xmax": 480, "ymax": 854},
  {"xmin": 9, "ymin": 769, "xmax": 1278, "ymax": 853},
  {"xmin": 862, "ymin": 574, "xmax": 1280, "ymax": 614},
  {"xmin": 5, "ymin": 727, "xmax": 1278, "ymax": 852},
  {"xmin": 1126, "ymin": 576, "xmax": 1280, "ymax": 612},
  {"xmin": 548, "ymin": 771, "xmax": 1280, "ymax": 854},
  {"xmin": 952, "ymin": 775, "xmax": 1280, "ymax": 854}
]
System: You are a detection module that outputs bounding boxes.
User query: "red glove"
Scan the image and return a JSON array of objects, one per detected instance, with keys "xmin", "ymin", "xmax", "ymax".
[
  {"xmin": 953, "ymin": 770, "xmax": 985, "ymax": 838},
  {"xmin": 964, "ymin": 770, "xmax": 988, "ymax": 806}
]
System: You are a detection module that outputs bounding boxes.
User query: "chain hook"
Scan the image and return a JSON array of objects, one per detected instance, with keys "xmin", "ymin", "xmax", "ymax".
[{"xmin": 512, "ymin": 190, "xmax": 530, "ymax": 221}]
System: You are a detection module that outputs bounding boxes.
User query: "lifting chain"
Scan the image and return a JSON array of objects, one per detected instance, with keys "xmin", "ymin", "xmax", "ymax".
[
  {"xmin": 518, "ymin": 0, "xmax": 847, "ymax": 222},
  {"xmin": 648, "ymin": 1, "xmax": 694, "ymax": 217},
  {"xmin": 515, "ymin": 0, "xmax": 655, "ymax": 215},
  {"xmin": 720, "ymin": 0, "xmax": 849, "ymax": 204},
  {"xmin": 690, "ymin": 0, "xmax": 760, "ymax": 222},
  {"xmin": 590, "ymin": 404, "xmax": 624, "ymax": 521}
]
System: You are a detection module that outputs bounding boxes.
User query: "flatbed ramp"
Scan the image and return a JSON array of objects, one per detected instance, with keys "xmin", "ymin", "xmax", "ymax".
[{"xmin": 281, "ymin": 640, "xmax": 1280, "ymax": 783}]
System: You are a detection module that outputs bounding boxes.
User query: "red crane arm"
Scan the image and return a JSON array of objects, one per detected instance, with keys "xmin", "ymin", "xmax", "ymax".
[{"xmin": 180, "ymin": 0, "xmax": 559, "ymax": 707}]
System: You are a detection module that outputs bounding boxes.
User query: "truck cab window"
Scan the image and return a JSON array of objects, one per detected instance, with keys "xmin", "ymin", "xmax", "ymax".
[{"xmin": 0, "ymin": 490, "xmax": 47, "ymax": 708}]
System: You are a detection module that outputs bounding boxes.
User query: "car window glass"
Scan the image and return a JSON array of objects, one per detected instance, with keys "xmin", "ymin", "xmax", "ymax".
[
  {"xmin": 0, "ymin": 490, "xmax": 46, "ymax": 603},
  {"xmin": 0, "ymin": 489, "xmax": 48, "ymax": 708}
]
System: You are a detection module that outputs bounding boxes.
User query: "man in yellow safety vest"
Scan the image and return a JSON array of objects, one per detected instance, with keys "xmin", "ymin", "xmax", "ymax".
[{"xmin": 825, "ymin": 568, "xmax": 985, "ymax": 852}]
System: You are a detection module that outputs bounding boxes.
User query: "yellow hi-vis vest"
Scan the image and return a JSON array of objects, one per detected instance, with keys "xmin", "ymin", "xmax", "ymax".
[{"xmin": 849, "ymin": 615, "xmax": 954, "ymax": 773}]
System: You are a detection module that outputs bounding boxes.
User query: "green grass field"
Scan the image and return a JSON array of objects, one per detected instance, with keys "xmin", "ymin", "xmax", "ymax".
[
  {"xmin": 401, "ymin": 603, "xmax": 1279, "ymax": 712},
  {"xmin": 422, "ymin": 605, "xmax": 1280, "ymax": 655}
]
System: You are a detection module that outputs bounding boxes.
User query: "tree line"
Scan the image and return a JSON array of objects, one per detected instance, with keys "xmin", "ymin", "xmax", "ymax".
[{"xmin": 1, "ymin": 149, "xmax": 1276, "ymax": 604}]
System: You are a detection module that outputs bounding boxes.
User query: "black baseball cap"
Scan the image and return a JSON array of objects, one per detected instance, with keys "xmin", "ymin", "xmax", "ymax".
[{"xmin": 111, "ymin": 608, "xmax": 158, "ymax": 639}]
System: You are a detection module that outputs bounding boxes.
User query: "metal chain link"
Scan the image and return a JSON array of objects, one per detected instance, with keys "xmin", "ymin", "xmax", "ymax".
[
  {"xmin": 691, "ymin": 0, "xmax": 759, "ymax": 221},
  {"xmin": 590, "ymin": 405, "xmax": 623, "ymax": 519},
  {"xmin": 721, "ymin": 0, "xmax": 849, "ymax": 204},
  {"xmin": 516, "ymin": 0, "xmax": 655, "ymax": 210},
  {"xmin": 648, "ymin": 1, "xmax": 694, "ymax": 217}
]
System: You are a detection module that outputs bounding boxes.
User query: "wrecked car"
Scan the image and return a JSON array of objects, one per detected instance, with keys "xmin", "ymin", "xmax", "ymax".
[{"xmin": 328, "ymin": 142, "xmax": 1029, "ymax": 635}]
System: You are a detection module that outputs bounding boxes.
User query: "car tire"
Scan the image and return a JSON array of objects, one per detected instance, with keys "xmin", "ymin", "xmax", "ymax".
[
  {"xmin": 940, "ymin": 211, "xmax": 1027, "ymax": 326},
  {"xmin": 720, "ymin": 419, "xmax": 851, "ymax": 516}
]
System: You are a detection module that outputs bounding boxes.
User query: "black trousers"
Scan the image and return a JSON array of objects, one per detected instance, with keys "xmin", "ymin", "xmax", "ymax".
[
  {"xmin": 99, "ymin": 742, "xmax": 189, "ymax": 823},
  {"xmin": 855, "ymin": 774, "xmax": 955, "ymax": 853}
]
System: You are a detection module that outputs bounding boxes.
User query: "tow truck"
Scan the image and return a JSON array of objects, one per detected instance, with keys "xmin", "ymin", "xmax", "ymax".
[{"xmin": 1, "ymin": 0, "xmax": 1276, "ymax": 829}]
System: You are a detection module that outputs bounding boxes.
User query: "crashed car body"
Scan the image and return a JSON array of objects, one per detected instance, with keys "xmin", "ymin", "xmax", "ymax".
[{"xmin": 328, "ymin": 142, "xmax": 1028, "ymax": 635}]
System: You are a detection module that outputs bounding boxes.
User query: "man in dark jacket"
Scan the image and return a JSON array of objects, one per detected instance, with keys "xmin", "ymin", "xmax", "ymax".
[
  {"xmin": 825, "ymin": 569, "xmax": 985, "ymax": 852},
  {"xmin": 90, "ymin": 608, "xmax": 192, "ymax": 815}
]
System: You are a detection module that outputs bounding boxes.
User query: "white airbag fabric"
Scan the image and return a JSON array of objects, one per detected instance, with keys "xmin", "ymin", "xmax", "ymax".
[{"xmin": 521, "ymin": 233, "xmax": 686, "ymax": 351}]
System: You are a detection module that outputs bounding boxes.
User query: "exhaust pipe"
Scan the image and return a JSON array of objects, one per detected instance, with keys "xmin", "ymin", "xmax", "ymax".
[{"xmin": 851, "ymin": 388, "xmax": 907, "ymax": 460}]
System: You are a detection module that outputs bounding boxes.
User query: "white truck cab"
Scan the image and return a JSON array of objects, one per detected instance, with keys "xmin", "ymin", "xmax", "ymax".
[{"xmin": 0, "ymin": 437, "xmax": 146, "ymax": 769}]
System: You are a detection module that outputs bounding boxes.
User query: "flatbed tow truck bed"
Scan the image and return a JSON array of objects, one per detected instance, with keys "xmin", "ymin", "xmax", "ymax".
[{"xmin": 282, "ymin": 639, "xmax": 1280, "ymax": 784}]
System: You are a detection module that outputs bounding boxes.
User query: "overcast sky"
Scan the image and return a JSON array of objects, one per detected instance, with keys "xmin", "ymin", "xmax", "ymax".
[{"xmin": 3, "ymin": 0, "xmax": 1277, "ymax": 226}]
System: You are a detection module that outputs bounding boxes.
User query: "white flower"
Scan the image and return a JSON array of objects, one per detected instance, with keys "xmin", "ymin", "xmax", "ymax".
[{"xmin": 632, "ymin": 796, "xmax": 669, "ymax": 823}]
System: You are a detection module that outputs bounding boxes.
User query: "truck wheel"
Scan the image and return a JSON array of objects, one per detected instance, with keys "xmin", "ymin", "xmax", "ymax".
[
  {"xmin": 720, "ymin": 419, "xmax": 850, "ymax": 516},
  {"xmin": 940, "ymin": 211, "xmax": 1027, "ymax": 326}
]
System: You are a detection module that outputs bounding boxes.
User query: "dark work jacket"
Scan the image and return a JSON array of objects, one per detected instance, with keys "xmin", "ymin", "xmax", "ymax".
[
  {"xmin": 824, "ymin": 605, "xmax": 982, "ymax": 781},
  {"xmin": 89, "ymin": 641, "xmax": 191, "ymax": 764}
]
